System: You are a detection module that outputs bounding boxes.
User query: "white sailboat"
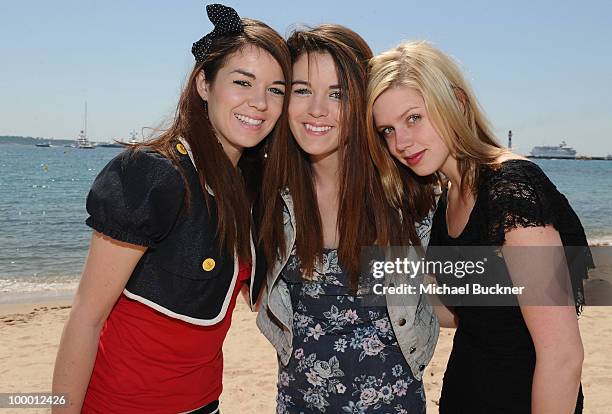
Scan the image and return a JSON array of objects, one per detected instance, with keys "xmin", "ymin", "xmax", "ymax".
[{"xmin": 76, "ymin": 102, "xmax": 95, "ymax": 149}]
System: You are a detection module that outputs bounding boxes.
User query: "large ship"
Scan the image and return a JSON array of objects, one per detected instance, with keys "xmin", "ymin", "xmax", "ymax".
[{"xmin": 529, "ymin": 141, "xmax": 576, "ymax": 159}]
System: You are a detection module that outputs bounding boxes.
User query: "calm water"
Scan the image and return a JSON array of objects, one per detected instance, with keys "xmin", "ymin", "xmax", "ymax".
[
  {"xmin": 0, "ymin": 144, "xmax": 122, "ymax": 299},
  {"xmin": 1, "ymin": 144, "xmax": 611, "ymax": 298}
]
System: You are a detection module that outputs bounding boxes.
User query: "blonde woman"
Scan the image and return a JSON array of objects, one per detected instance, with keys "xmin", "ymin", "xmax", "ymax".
[{"xmin": 366, "ymin": 41, "xmax": 592, "ymax": 413}]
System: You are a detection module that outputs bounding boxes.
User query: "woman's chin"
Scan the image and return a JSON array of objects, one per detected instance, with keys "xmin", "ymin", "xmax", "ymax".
[
  {"xmin": 303, "ymin": 146, "xmax": 339, "ymax": 161},
  {"xmin": 399, "ymin": 160, "xmax": 436, "ymax": 177}
]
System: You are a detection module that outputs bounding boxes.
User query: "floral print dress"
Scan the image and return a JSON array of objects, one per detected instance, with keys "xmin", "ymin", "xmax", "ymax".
[{"xmin": 276, "ymin": 247, "xmax": 426, "ymax": 414}]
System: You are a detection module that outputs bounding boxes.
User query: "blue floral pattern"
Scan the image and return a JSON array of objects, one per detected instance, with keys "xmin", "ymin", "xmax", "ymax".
[{"xmin": 276, "ymin": 247, "xmax": 425, "ymax": 414}]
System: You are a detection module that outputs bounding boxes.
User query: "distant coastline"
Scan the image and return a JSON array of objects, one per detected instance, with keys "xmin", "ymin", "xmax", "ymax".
[
  {"xmin": 5, "ymin": 136, "xmax": 610, "ymax": 160},
  {"xmin": 0, "ymin": 135, "xmax": 76, "ymax": 146},
  {"xmin": 526, "ymin": 155, "xmax": 612, "ymax": 161},
  {"xmin": 1, "ymin": 135, "xmax": 132, "ymax": 148}
]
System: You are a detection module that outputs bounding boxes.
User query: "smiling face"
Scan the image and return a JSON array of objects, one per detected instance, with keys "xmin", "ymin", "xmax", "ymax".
[
  {"xmin": 372, "ymin": 85, "xmax": 451, "ymax": 176},
  {"xmin": 197, "ymin": 45, "xmax": 286, "ymax": 162},
  {"xmin": 288, "ymin": 52, "xmax": 342, "ymax": 161}
]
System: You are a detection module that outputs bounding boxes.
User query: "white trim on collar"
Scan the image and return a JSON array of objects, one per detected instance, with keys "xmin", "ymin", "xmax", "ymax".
[{"xmin": 178, "ymin": 137, "xmax": 214, "ymax": 196}]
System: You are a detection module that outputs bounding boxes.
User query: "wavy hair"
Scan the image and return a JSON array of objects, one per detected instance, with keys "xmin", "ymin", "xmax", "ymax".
[{"xmin": 136, "ymin": 18, "xmax": 291, "ymax": 262}]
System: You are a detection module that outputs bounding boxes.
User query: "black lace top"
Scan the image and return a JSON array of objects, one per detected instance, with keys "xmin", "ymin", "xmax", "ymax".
[
  {"xmin": 430, "ymin": 159, "xmax": 593, "ymax": 311},
  {"xmin": 429, "ymin": 159, "xmax": 591, "ymax": 413}
]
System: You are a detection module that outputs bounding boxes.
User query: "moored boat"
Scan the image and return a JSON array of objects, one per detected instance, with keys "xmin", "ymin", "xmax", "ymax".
[{"xmin": 75, "ymin": 103, "xmax": 95, "ymax": 149}]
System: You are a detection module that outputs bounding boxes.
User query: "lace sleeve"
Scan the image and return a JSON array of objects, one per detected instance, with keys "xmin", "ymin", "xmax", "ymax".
[
  {"xmin": 483, "ymin": 161, "xmax": 593, "ymax": 313},
  {"xmin": 486, "ymin": 162, "xmax": 557, "ymax": 245}
]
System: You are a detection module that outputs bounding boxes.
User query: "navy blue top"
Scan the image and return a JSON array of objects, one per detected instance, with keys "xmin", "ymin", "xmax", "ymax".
[
  {"xmin": 275, "ymin": 246, "xmax": 425, "ymax": 413},
  {"xmin": 85, "ymin": 145, "xmax": 263, "ymax": 325}
]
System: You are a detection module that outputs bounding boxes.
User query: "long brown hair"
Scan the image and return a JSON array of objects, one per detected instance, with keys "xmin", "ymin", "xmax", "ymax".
[
  {"xmin": 135, "ymin": 18, "xmax": 291, "ymax": 262},
  {"xmin": 259, "ymin": 25, "xmax": 434, "ymax": 287}
]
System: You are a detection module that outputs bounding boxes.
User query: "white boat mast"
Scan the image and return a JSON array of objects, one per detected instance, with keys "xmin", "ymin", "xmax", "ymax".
[{"xmin": 76, "ymin": 102, "xmax": 95, "ymax": 149}]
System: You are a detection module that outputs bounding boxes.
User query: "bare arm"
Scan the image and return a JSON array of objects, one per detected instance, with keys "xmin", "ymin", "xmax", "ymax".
[
  {"xmin": 423, "ymin": 274, "xmax": 458, "ymax": 328},
  {"xmin": 432, "ymin": 304, "xmax": 458, "ymax": 329},
  {"xmin": 240, "ymin": 283, "xmax": 253, "ymax": 309},
  {"xmin": 504, "ymin": 226, "xmax": 583, "ymax": 414},
  {"xmin": 52, "ymin": 232, "xmax": 146, "ymax": 413}
]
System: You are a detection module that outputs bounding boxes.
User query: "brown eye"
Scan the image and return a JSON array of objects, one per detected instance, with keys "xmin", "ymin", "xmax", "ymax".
[
  {"xmin": 268, "ymin": 87, "xmax": 285, "ymax": 96},
  {"xmin": 293, "ymin": 88, "xmax": 310, "ymax": 96},
  {"xmin": 329, "ymin": 90, "xmax": 342, "ymax": 100},
  {"xmin": 380, "ymin": 127, "xmax": 394, "ymax": 138}
]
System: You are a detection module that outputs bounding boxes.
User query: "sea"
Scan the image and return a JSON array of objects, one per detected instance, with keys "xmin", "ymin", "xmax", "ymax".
[{"xmin": 1, "ymin": 144, "xmax": 612, "ymax": 302}]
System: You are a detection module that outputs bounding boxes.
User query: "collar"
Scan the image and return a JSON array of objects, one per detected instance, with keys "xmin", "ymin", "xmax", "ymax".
[
  {"xmin": 177, "ymin": 137, "xmax": 214, "ymax": 196},
  {"xmin": 280, "ymin": 188, "xmax": 296, "ymax": 231}
]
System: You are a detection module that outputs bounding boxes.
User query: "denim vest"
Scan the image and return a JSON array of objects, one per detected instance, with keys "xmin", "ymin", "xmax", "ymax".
[{"xmin": 256, "ymin": 190, "xmax": 439, "ymax": 381}]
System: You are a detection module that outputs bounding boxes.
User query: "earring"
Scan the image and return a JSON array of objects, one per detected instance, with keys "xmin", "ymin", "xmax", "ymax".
[{"xmin": 203, "ymin": 100, "xmax": 209, "ymax": 119}]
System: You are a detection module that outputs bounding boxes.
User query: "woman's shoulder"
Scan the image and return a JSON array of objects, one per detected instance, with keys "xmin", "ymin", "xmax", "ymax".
[
  {"xmin": 480, "ymin": 158, "xmax": 552, "ymax": 201},
  {"xmin": 480, "ymin": 157, "xmax": 556, "ymax": 210},
  {"xmin": 477, "ymin": 158, "xmax": 562, "ymax": 244},
  {"xmin": 497, "ymin": 158, "xmax": 547, "ymax": 179},
  {"xmin": 98, "ymin": 145, "xmax": 191, "ymax": 197},
  {"xmin": 108, "ymin": 147, "xmax": 182, "ymax": 179},
  {"xmin": 86, "ymin": 146, "xmax": 188, "ymax": 246}
]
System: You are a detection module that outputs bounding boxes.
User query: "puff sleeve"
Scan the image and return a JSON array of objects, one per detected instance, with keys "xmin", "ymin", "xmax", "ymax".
[{"xmin": 85, "ymin": 149, "xmax": 186, "ymax": 247}]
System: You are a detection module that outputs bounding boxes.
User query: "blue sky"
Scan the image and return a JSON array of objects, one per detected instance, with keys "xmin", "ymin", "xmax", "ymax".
[{"xmin": 1, "ymin": 0, "xmax": 611, "ymax": 155}]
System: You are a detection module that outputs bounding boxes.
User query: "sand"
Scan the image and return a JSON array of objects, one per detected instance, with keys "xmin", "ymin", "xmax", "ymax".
[{"xmin": 0, "ymin": 270, "xmax": 610, "ymax": 413}]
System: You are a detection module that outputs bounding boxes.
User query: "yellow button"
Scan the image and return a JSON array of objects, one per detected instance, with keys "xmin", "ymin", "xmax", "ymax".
[
  {"xmin": 176, "ymin": 143, "xmax": 188, "ymax": 155},
  {"xmin": 202, "ymin": 258, "xmax": 216, "ymax": 272}
]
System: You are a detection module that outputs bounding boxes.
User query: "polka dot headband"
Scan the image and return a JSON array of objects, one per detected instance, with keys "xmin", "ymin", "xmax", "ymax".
[{"xmin": 192, "ymin": 4, "xmax": 244, "ymax": 62}]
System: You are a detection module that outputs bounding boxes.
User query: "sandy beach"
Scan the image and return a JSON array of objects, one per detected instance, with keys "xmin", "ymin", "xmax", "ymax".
[{"xmin": 1, "ymin": 269, "xmax": 611, "ymax": 413}]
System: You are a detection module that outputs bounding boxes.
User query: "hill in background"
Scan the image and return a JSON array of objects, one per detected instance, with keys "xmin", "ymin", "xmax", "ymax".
[{"xmin": 1, "ymin": 136, "xmax": 77, "ymax": 146}]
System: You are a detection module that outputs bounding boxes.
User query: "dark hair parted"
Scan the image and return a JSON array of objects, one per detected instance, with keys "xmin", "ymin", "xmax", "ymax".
[
  {"xmin": 259, "ymin": 24, "xmax": 435, "ymax": 288},
  {"xmin": 135, "ymin": 18, "xmax": 291, "ymax": 262}
]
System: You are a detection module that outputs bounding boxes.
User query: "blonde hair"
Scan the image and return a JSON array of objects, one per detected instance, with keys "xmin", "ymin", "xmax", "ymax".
[{"xmin": 366, "ymin": 40, "xmax": 508, "ymax": 205}]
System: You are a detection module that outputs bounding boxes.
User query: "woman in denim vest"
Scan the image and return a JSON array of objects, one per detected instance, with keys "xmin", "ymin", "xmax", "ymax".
[{"xmin": 256, "ymin": 25, "xmax": 439, "ymax": 413}]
